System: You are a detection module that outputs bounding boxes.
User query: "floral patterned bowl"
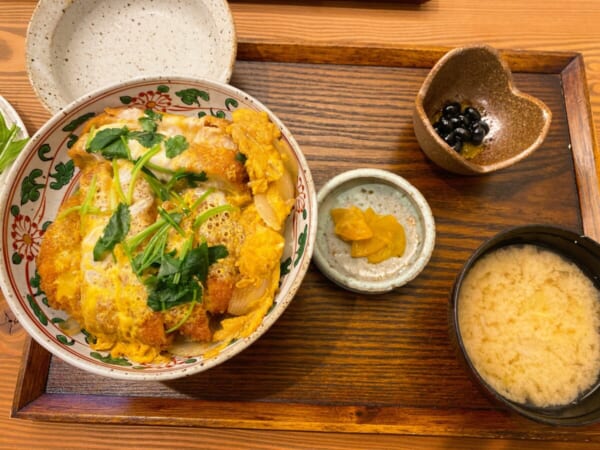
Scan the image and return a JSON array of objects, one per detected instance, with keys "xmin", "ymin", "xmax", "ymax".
[{"xmin": 0, "ymin": 77, "xmax": 317, "ymax": 380}]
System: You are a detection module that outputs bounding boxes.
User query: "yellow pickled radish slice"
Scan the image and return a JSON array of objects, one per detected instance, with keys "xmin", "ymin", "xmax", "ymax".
[
  {"xmin": 331, "ymin": 206, "xmax": 373, "ymax": 241},
  {"xmin": 331, "ymin": 206, "xmax": 406, "ymax": 263}
]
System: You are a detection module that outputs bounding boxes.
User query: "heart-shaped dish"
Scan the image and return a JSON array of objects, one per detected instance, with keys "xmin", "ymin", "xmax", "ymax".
[{"xmin": 413, "ymin": 45, "xmax": 552, "ymax": 175}]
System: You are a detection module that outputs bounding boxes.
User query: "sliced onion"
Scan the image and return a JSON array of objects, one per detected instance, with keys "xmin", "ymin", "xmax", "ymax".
[
  {"xmin": 276, "ymin": 168, "xmax": 296, "ymax": 203},
  {"xmin": 59, "ymin": 317, "xmax": 81, "ymax": 336},
  {"xmin": 254, "ymin": 193, "xmax": 280, "ymax": 230},
  {"xmin": 227, "ymin": 278, "xmax": 269, "ymax": 316}
]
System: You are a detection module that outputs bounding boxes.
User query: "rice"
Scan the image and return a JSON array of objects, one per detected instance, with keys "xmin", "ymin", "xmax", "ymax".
[{"xmin": 458, "ymin": 244, "xmax": 600, "ymax": 407}]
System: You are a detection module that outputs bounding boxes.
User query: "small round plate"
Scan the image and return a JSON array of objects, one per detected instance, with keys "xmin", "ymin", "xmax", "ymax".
[
  {"xmin": 313, "ymin": 168, "xmax": 436, "ymax": 294},
  {"xmin": 26, "ymin": 0, "xmax": 237, "ymax": 113}
]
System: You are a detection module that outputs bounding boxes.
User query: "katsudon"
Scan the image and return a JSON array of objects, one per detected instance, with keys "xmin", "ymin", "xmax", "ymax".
[{"xmin": 36, "ymin": 107, "xmax": 296, "ymax": 363}]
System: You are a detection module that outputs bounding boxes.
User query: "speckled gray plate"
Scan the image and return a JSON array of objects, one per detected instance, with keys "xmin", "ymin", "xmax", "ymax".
[
  {"xmin": 26, "ymin": 0, "xmax": 237, "ymax": 113},
  {"xmin": 314, "ymin": 169, "xmax": 436, "ymax": 294}
]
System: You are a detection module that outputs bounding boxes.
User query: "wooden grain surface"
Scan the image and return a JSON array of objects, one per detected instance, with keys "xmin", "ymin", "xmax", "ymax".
[
  {"xmin": 2, "ymin": 1, "xmax": 600, "ymax": 449},
  {"xmin": 12, "ymin": 47, "xmax": 600, "ymax": 441}
]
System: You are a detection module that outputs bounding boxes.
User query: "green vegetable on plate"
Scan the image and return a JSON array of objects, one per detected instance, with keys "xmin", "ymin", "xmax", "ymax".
[{"xmin": 0, "ymin": 110, "xmax": 29, "ymax": 172}]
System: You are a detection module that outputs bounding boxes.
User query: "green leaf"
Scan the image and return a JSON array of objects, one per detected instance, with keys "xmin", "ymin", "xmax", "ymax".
[
  {"xmin": 130, "ymin": 225, "xmax": 170, "ymax": 275},
  {"xmin": 0, "ymin": 112, "xmax": 30, "ymax": 172},
  {"xmin": 62, "ymin": 112, "xmax": 95, "ymax": 132},
  {"xmin": 139, "ymin": 109, "xmax": 162, "ymax": 133},
  {"xmin": 144, "ymin": 243, "xmax": 227, "ymax": 312},
  {"xmin": 144, "ymin": 109, "xmax": 163, "ymax": 121},
  {"xmin": 176, "ymin": 88, "xmax": 209, "ymax": 106},
  {"xmin": 49, "ymin": 160, "xmax": 75, "ymax": 190},
  {"xmin": 235, "ymin": 152, "xmax": 247, "ymax": 164},
  {"xmin": 147, "ymin": 279, "xmax": 201, "ymax": 312},
  {"xmin": 165, "ymin": 135, "xmax": 189, "ymax": 158},
  {"xmin": 93, "ymin": 203, "xmax": 131, "ymax": 261},
  {"xmin": 157, "ymin": 207, "xmax": 185, "ymax": 236},
  {"xmin": 120, "ymin": 95, "xmax": 132, "ymax": 105},
  {"xmin": 10, "ymin": 205, "xmax": 19, "ymax": 216},
  {"xmin": 87, "ymin": 127, "xmax": 130, "ymax": 159},
  {"xmin": 157, "ymin": 85, "xmax": 169, "ymax": 93},
  {"xmin": 129, "ymin": 130, "xmax": 164, "ymax": 148},
  {"xmin": 193, "ymin": 204, "xmax": 235, "ymax": 229},
  {"xmin": 167, "ymin": 170, "xmax": 207, "ymax": 189},
  {"xmin": 142, "ymin": 168, "xmax": 170, "ymax": 201},
  {"xmin": 208, "ymin": 244, "xmax": 228, "ymax": 265},
  {"xmin": 127, "ymin": 143, "xmax": 163, "ymax": 203}
]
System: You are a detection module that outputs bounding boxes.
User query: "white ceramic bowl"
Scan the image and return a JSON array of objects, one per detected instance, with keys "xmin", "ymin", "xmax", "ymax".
[
  {"xmin": 0, "ymin": 76, "xmax": 317, "ymax": 380},
  {"xmin": 26, "ymin": 0, "xmax": 237, "ymax": 113},
  {"xmin": 313, "ymin": 169, "xmax": 435, "ymax": 294}
]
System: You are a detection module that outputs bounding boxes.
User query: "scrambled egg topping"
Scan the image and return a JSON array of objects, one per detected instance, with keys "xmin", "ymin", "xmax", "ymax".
[{"xmin": 36, "ymin": 107, "xmax": 296, "ymax": 363}]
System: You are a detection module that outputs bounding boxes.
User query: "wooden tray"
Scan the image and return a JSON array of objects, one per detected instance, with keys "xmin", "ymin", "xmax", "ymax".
[{"xmin": 12, "ymin": 42, "xmax": 600, "ymax": 442}]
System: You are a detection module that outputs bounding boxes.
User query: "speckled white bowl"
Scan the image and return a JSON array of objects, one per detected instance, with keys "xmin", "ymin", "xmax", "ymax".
[
  {"xmin": 313, "ymin": 169, "xmax": 436, "ymax": 294},
  {"xmin": 26, "ymin": 0, "xmax": 237, "ymax": 113},
  {"xmin": 0, "ymin": 76, "xmax": 317, "ymax": 380}
]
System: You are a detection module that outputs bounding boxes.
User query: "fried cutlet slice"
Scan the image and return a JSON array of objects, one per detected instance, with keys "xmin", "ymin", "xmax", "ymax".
[
  {"xmin": 69, "ymin": 107, "xmax": 250, "ymax": 195},
  {"xmin": 36, "ymin": 192, "xmax": 83, "ymax": 324}
]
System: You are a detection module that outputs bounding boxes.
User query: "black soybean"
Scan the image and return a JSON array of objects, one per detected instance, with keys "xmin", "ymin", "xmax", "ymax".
[
  {"xmin": 444, "ymin": 131, "xmax": 457, "ymax": 146},
  {"xmin": 442, "ymin": 102, "xmax": 461, "ymax": 118},
  {"xmin": 479, "ymin": 121, "xmax": 490, "ymax": 134},
  {"xmin": 439, "ymin": 116, "xmax": 453, "ymax": 134},
  {"xmin": 464, "ymin": 106, "xmax": 481, "ymax": 122},
  {"xmin": 454, "ymin": 127, "xmax": 471, "ymax": 141},
  {"xmin": 458, "ymin": 114, "xmax": 472, "ymax": 128},
  {"xmin": 433, "ymin": 103, "xmax": 489, "ymax": 154},
  {"xmin": 471, "ymin": 125, "xmax": 486, "ymax": 145}
]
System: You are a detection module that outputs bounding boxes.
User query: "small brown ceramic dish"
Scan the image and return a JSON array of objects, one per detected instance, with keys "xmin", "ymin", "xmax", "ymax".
[{"xmin": 413, "ymin": 45, "xmax": 552, "ymax": 175}]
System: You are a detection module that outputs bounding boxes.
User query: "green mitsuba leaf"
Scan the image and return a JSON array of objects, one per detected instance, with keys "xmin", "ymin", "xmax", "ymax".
[
  {"xmin": 93, "ymin": 203, "xmax": 131, "ymax": 261},
  {"xmin": 129, "ymin": 130, "xmax": 165, "ymax": 148},
  {"xmin": 145, "ymin": 243, "xmax": 228, "ymax": 312},
  {"xmin": 87, "ymin": 127, "xmax": 130, "ymax": 159},
  {"xmin": 138, "ymin": 109, "xmax": 163, "ymax": 133},
  {"xmin": 165, "ymin": 135, "xmax": 189, "ymax": 158},
  {"xmin": 167, "ymin": 169, "xmax": 207, "ymax": 189}
]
